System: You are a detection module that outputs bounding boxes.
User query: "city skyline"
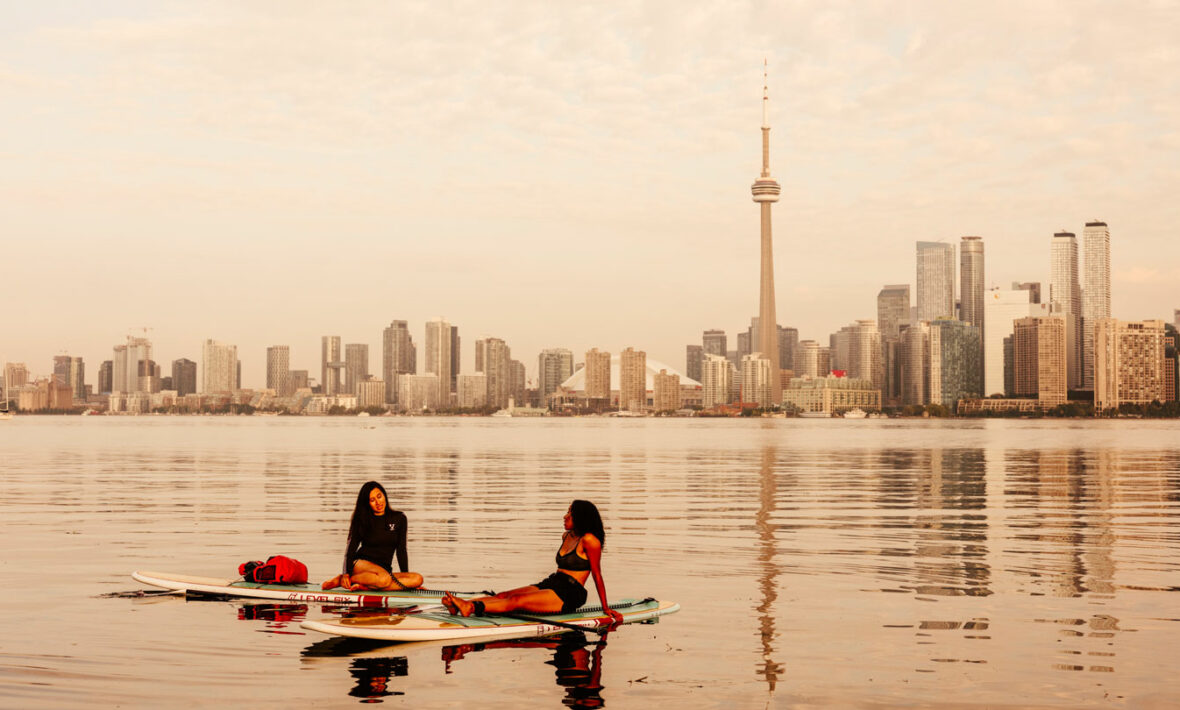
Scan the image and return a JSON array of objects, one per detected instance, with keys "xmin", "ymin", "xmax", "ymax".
[{"xmin": 2, "ymin": 4, "xmax": 1178, "ymax": 385}]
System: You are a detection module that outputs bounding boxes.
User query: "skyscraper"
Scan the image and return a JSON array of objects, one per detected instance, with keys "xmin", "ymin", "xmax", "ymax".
[
  {"xmin": 266, "ymin": 346, "xmax": 290, "ymax": 395},
  {"xmin": 98, "ymin": 360, "xmax": 113, "ymax": 395},
  {"xmin": 584, "ymin": 349, "xmax": 611, "ymax": 403},
  {"xmin": 983, "ymin": 288, "xmax": 1051, "ymax": 396},
  {"xmin": 685, "ymin": 344, "xmax": 704, "ymax": 384},
  {"xmin": 382, "ymin": 320, "xmax": 416, "ymax": 405},
  {"xmin": 796, "ymin": 340, "xmax": 820, "ymax": 378},
  {"xmin": 344, "ymin": 343, "xmax": 369, "ymax": 395},
  {"xmin": 1013, "ymin": 316, "xmax": 1067, "ymax": 407},
  {"xmin": 201, "ymin": 339, "xmax": 238, "ymax": 393},
  {"xmin": 53, "ymin": 355, "xmax": 85, "ymax": 401},
  {"xmin": 778, "ymin": 326, "xmax": 799, "ymax": 373},
  {"xmin": 741, "ymin": 353, "xmax": 774, "ymax": 407},
  {"xmin": 877, "ymin": 284, "xmax": 911, "ymax": 405},
  {"xmin": 537, "ymin": 348, "xmax": 574, "ymax": 404},
  {"xmin": 960, "ymin": 237, "xmax": 985, "ymax": 362},
  {"xmin": 929, "ymin": 320, "xmax": 982, "ymax": 410},
  {"xmin": 424, "ymin": 318, "xmax": 454, "ymax": 406},
  {"xmin": 1050, "ymin": 231, "xmax": 1083, "ymax": 390},
  {"xmin": 321, "ymin": 336, "xmax": 343, "ymax": 396},
  {"xmin": 701, "ymin": 354, "xmax": 734, "ymax": 408},
  {"xmin": 1094, "ymin": 319, "xmax": 1166, "ymax": 410},
  {"xmin": 1082, "ymin": 221, "xmax": 1111, "ymax": 390},
  {"xmin": 916, "ymin": 241, "xmax": 955, "ymax": 321},
  {"xmin": 619, "ymin": 347, "xmax": 646, "ymax": 411},
  {"xmin": 750, "ymin": 62, "xmax": 782, "ymax": 403},
  {"xmin": 702, "ymin": 330, "xmax": 727, "ymax": 358},
  {"xmin": 171, "ymin": 358, "xmax": 197, "ymax": 397},
  {"xmin": 1013, "ymin": 282, "xmax": 1042, "ymax": 304},
  {"xmin": 112, "ymin": 337, "xmax": 152, "ymax": 394},
  {"xmin": 653, "ymin": 369, "xmax": 681, "ymax": 412},
  {"xmin": 475, "ymin": 336, "xmax": 511, "ymax": 410}
]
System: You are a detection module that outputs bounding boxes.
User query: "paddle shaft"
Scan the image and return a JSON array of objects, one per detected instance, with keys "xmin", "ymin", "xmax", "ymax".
[{"xmin": 495, "ymin": 612, "xmax": 609, "ymax": 636}]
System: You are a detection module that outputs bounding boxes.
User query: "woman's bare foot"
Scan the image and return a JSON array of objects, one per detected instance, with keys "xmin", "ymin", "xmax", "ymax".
[
  {"xmin": 442, "ymin": 592, "xmax": 474, "ymax": 617},
  {"xmin": 321, "ymin": 575, "xmax": 344, "ymax": 590}
]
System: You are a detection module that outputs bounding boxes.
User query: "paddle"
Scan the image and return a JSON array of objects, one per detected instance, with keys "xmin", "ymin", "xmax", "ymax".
[{"xmin": 495, "ymin": 612, "xmax": 611, "ymax": 636}]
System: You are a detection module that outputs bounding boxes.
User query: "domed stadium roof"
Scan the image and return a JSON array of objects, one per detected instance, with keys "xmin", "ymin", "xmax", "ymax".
[{"xmin": 559, "ymin": 356, "xmax": 701, "ymax": 392}]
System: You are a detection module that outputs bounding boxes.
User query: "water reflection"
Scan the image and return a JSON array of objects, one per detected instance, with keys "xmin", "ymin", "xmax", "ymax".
[
  {"xmin": 302, "ymin": 630, "xmax": 609, "ymax": 707},
  {"xmin": 754, "ymin": 447, "xmax": 782, "ymax": 692}
]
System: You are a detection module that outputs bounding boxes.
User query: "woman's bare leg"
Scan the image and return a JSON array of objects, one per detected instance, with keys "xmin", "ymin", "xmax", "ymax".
[
  {"xmin": 347, "ymin": 560, "xmax": 424, "ymax": 591},
  {"xmin": 444, "ymin": 588, "xmax": 564, "ymax": 617}
]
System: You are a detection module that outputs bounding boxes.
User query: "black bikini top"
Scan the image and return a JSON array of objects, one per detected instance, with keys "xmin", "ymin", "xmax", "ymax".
[{"xmin": 555, "ymin": 534, "xmax": 591, "ymax": 571}]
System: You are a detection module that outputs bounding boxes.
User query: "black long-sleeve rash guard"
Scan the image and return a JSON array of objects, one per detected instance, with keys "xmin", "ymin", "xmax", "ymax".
[{"xmin": 345, "ymin": 510, "xmax": 408, "ymax": 575}]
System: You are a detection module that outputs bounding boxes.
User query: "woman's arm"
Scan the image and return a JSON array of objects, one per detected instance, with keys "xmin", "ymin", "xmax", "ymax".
[
  {"xmin": 395, "ymin": 512, "xmax": 409, "ymax": 573},
  {"xmin": 582, "ymin": 534, "xmax": 623, "ymax": 624}
]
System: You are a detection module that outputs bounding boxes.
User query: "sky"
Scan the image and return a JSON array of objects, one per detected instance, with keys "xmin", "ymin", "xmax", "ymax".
[{"xmin": 2, "ymin": 1, "xmax": 1178, "ymax": 387}]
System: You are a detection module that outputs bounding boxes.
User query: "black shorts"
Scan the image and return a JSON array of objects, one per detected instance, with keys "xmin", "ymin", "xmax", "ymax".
[{"xmin": 535, "ymin": 572, "xmax": 588, "ymax": 613}]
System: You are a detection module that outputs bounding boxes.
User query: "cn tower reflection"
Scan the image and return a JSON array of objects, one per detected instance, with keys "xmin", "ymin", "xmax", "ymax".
[{"xmin": 755, "ymin": 446, "xmax": 784, "ymax": 691}]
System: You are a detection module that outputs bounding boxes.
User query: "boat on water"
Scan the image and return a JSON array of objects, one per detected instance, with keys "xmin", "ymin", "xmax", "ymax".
[
  {"xmin": 842, "ymin": 408, "xmax": 867, "ymax": 419},
  {"xmin": 798, "ymin": 411, "xmax": 831, "ymax": 418}
]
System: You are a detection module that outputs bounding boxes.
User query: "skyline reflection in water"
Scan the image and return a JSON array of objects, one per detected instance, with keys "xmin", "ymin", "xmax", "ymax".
[{"xmin": 1, "ymin": 417, "xmax": 1177, "ymax": 708}]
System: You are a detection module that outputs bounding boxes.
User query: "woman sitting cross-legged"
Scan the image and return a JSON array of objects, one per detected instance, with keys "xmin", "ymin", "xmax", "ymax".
[
  {"xmin": 321, "ymin": 481, "xmax": 424, "ymax": 591},
  {"xmin": 442, "ymin": 500, "xmax": 624, "ymax": 624}
]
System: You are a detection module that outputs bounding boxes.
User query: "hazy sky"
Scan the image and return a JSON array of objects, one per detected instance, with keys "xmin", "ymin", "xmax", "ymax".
[{"xmin": 3, "ymin": 1, "xmax": 1178, "ymax": 386}]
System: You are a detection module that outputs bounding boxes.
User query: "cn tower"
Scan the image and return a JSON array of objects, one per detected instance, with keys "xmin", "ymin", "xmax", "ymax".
[{"xmin": 751, "ymin": 61, "xmax": 782, "ymax": 403}]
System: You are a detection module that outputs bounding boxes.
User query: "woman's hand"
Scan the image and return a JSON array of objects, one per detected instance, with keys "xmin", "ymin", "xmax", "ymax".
[{"xmin": 605, "ymin": 608, "xmax": 624, "ymax": 625}]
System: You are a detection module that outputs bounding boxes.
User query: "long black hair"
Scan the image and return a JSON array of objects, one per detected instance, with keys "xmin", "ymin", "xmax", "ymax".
[
  {"xmin": 343, "ymin": 481, "xmax": 389, "ymax": 573},
  {"xmin": 569, "ymin": 499, "xmax": 606, "ymax": 548}
]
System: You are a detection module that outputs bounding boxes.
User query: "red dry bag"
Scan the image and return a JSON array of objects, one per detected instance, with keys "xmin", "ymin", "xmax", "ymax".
[{"xmin": 238, "ymin": 555, "xmax": 308, "ymax": 584}]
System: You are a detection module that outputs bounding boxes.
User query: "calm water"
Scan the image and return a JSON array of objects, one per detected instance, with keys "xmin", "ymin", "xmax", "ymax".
[{"xmin": 1, "ymin": 416, "xmax": 1178, "ymax": 708}]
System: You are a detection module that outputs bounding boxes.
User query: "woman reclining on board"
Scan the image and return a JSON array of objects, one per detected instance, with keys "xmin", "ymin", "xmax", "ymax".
[
  {"xmin": 442, "ymin": 499, "xmax": 624, "ymax": 623},
  {"xmin": 321, "ymin": 481, "xmax": 425, "ymax": 591}
]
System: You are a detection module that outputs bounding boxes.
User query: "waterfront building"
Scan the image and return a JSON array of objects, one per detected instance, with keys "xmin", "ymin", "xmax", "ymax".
[
  {"xmin": 382, "ymin": 320, "xmax": 416, "ymax": 406},
  {"xmin": 457, "ymin": 373, "xmax": 488, "ymax": 409},
  {"xmin": 424, "ymin": 318, "xmax": 455, "ymax": 405},
  {"xmin": 171, "ymin": 359, "xmax": 197, "ymax": 397},
  {"xmin": 899, "ymin": 323, "xmax": 930, "ymax": 406},
  {"xmin": 112, "ymin": 337, "xmax": 152, "ymax": 394},
  {"xmin": 1013, "ymin": 281, "xmax": 1042, "ymax": 304},
  {"xmin": 930, "ymin": 319, "xmax": 982, "ymax": 410},
  {"xmin": 1050, "ymin": 231, "xmax": 1083, "ymax": 390},
  {"xmin": 783, "ymin": 375, "xmax": 881, "ymax": 415},
  {"xmin": 53, "ymin": 356, "xmax": 85, "ymax": 401},
  {"xmin": 795, "ymin": 341, "xmax": 819, "ymax": 378},
  {"xmin": 1094, "ymin": 319, "xmax": 1166, "ymax": 411},
  {"xmin": 961, "ymin": 236, "xmax": 985, "ymax": 376},
  {"xmin": 138, "ymin": 359, "xmax": 162, "ymax": 394},
  {"xmin": 584, "ymin": 348, "xmax": 611, "ymax": 401},
  {"xmin": 475, "ymin": 337, "xmax": 511, "ymax": 409},
  {"xmin": 201, "ymin": 339, "xmax": 238, "ymax": 394},
  {"xmin": 984, "ymin": 288, "xmax": 1051, "ymax": 396},
  {"xmin": 960, "ymin": 237, "xmax": 985, "ymax": 330},
  {"xmin": 98, "ymin": 360, "xmax": 113, "ymax": 394},
  {"xmin": 702, "ymin": 330, "xmax": 727, "ymax": 358},
  {"xmin": 701, "ymin": 354, "xmax": 734, "ymax": 408},
  {"xmin": 4, "ymin": 363, "xmax": 28, "ymax": 404},
  {"xmin": 685, "ymin": 344, "xmax": 704, "ymax": 384},
  {"xmin": 619, "ymin": 347, "xmax": 647, "ymax": 411},
  {"xmin": 779, "ymin": 327, "xmax": 799, "ymax": 373},
  {"xmin": 653, "ymin": 369, "xmax": 681, "ymax": 412},
  {"xmin": 345, "ymin": 343, "xmax": 369, "ymax": 395},
  {"xmin": 1082, "ymin": 221, "xmax": 1111, "ymax": 390},
  {"xmin": 266, "ymin": 346, "xmax": 290, "ymax": 396},
  {"xmin": 538, "ymin": 348, "xmax": 574, "ymax": 403},
  {"xmin": 1013, "ymin": 316, "xmax": 1067, "ymax": 407},
  {"xmin": 751, "ymin": 64, "xmax": 782, "ymax": 404},
  {"xmin": 877, "ymin": 285, "xmax": 911, "ymax": 341},
  {"xmin": 288, "ymin": 370, "xmax": 309, "ymax": 391},
  {"xmin": 398, "ymin": 373, "xmax": 441, "ymax": 412},
  {"xmin": 559, "ymin": 355, "xmax": 698, "ymax": 411},
  {"xmin": 740, "ymin": 353, "xmax": 774, "ymax": 407},
  {"xmin": 509, "ymin": 359, "xmax": 526, "ymax": 408},
  {"xmin": 355, "ymin": 378, "xmax": 386, "ymax": 409},
  {"xmin": 916, "ymin": 241, "xmax": 955, "ymax": 321},
  {"xmin": 835, "ymin": 320, "xmax": 882, "ymax": 391},
  {"xmin": 321, "ymin": 336, "xmax": 343, "ymax": 396}
]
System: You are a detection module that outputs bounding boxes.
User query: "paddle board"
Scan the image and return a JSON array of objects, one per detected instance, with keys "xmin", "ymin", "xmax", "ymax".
[
  {"xmin": 300, "ymin": 597, "xmax": 679, "ymax": 642},
  {"xmin": 131, "ymin": 570, "xmax": 487, "ymax": 607}
]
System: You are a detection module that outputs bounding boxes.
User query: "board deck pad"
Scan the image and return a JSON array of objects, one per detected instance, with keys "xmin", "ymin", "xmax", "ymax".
[
  {"xmin": 131, "ymin": 570, "xmax": 487, "ymax": 607},
  {"xmin": 300, "ymin": 598, "xmax": 680, "ymax": 642}
]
